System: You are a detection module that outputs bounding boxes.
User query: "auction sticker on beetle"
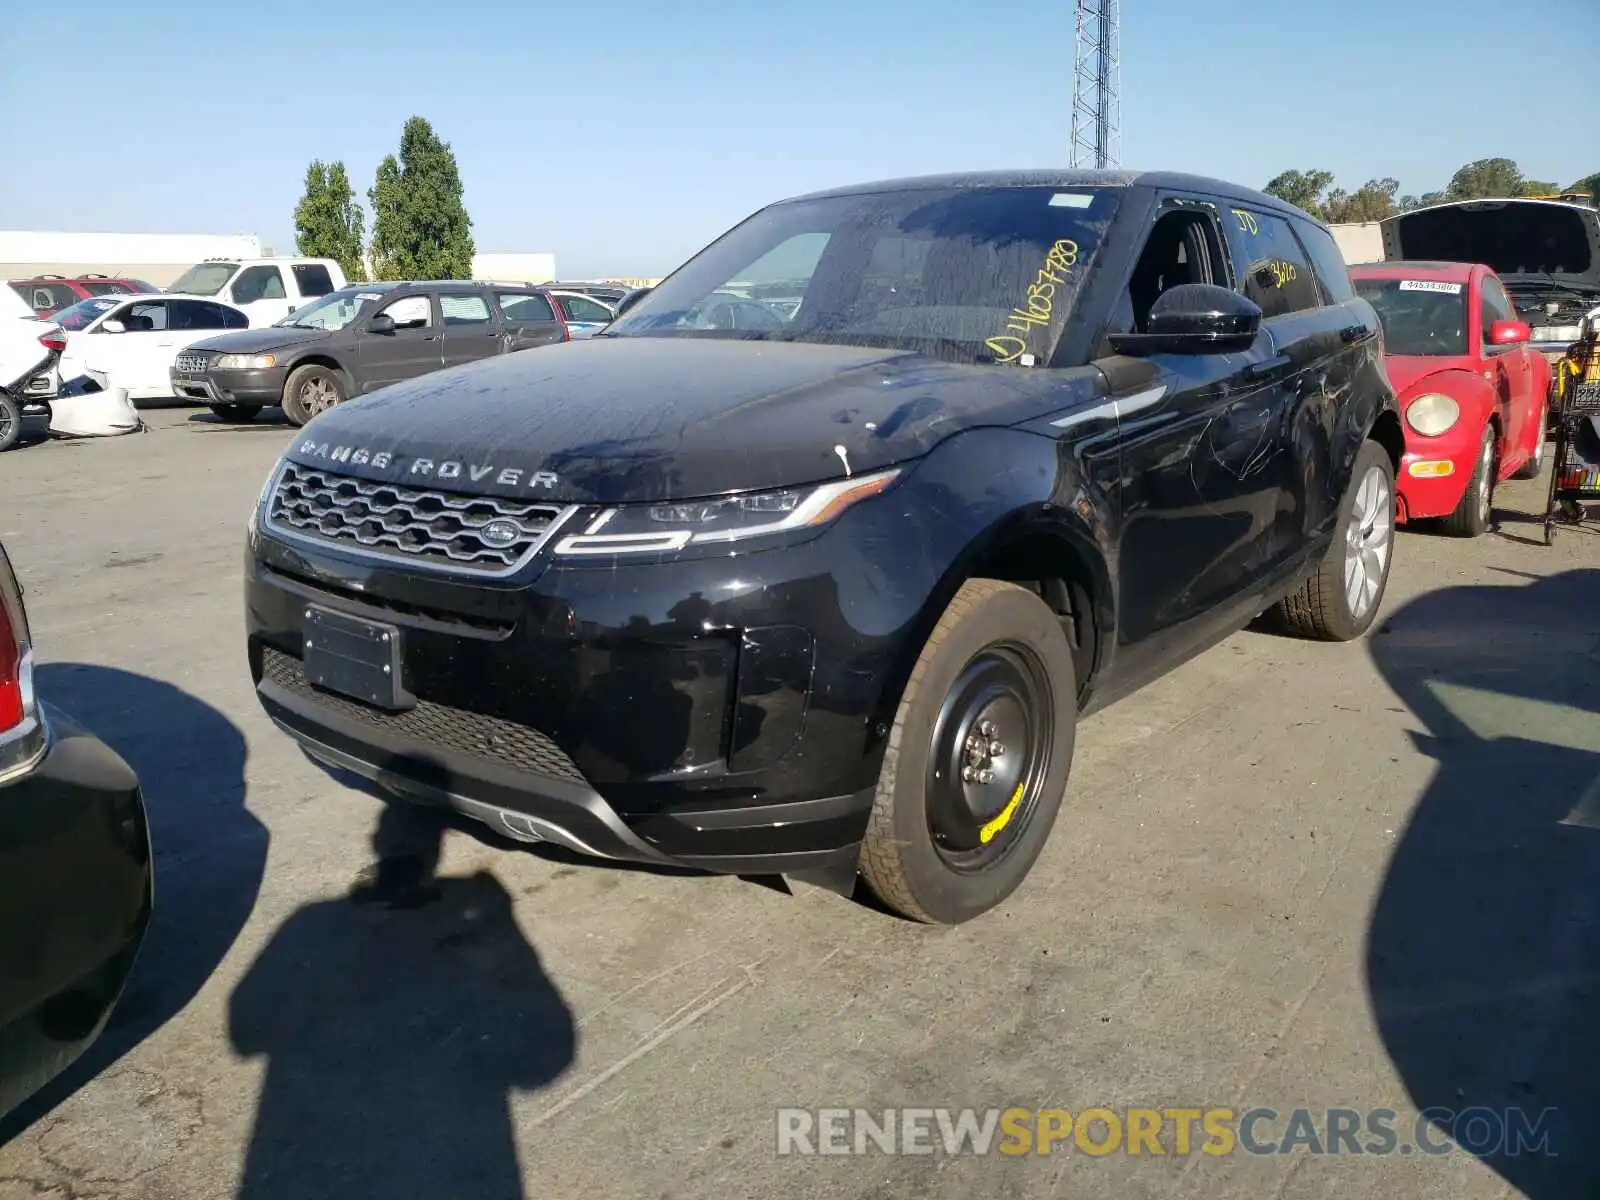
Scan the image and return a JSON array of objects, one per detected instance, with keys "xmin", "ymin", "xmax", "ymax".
[{"xmin": 1398, "ymin": 280, "xmax": 1463, "ymax": 294}]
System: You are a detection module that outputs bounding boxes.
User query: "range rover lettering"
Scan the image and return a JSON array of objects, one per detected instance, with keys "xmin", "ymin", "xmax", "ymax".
[{"xmin": 245, "ymin": 170, "xmax": 1402, "ymax": 925}]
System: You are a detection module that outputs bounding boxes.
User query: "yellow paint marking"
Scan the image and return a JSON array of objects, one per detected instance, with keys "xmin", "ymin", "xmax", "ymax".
[{"xmin": 980, "ymin": 782, "xmax": 1027, "ymax": 844}]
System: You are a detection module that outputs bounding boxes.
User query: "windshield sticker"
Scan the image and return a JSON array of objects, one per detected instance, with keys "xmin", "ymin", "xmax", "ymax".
[
  {"xmin": 1398, "ymin": 280, "xmax": 1463, "ymax": 294},
  {"xmin": 355, "ymin": 292, "xmax": 384, "ymax": 302},
  {"xmin": 1049, "ymin": 193, "xmax": 1095, "ymax": 208},
  {"xmin": 1231, "ymin": 209, "xmax": 1261, "ymax": 235},
  {"xmin": 985, "ymin": 239, "xmax": 1080, "ymax": 365}
]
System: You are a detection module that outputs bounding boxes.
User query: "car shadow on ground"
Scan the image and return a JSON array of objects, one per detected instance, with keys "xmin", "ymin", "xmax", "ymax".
[
  {"xmin": 228, "ymin": 798, "xmax": 576, "ymax": 1198},
  {"xmin": 184, "ymin": 407, "xmax": 293, "ymax": 429},
  {"xmin": 0, "ymin": 664, "xmax": 268, "ymax": 1144},
  {"xmin": 1367, "ymin": 567, "xmax": 1600, "ymax": 1197}
]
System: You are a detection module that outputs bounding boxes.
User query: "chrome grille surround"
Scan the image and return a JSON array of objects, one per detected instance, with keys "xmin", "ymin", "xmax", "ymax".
[{"xmin": 263, "ymin": 461, "xmax": 578, "ymax": 576}]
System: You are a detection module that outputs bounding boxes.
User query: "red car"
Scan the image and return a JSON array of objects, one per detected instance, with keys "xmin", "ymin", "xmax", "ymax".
[
  {"xmin": 8, "ymin": 275, "xmax": 160, "ymax": 319},
  {"xmin": 1350, "ymin": 261, "xmax": 1551, "ymax": 537}
]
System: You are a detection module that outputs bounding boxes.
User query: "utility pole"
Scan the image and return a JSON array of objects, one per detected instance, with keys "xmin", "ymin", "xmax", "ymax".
[{"xmin": 1069, "ymin": 0, "xmax": 1121, "ymax": 169}]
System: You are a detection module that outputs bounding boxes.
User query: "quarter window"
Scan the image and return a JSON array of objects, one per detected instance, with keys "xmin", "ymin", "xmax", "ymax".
[
  {"xmin": 1226, "ymin": 210, "xmax": 1322, "ymax": 319},
  {"xmin": 497, "ymin": 292, "xmax": 557, "ymax": 322},
  {"xmin": 1295, "ymin": 222, "xmax": 1356, "ymax": 304}
]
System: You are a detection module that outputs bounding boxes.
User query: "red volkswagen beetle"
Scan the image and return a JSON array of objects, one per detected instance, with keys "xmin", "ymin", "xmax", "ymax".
[{"xmin": 1350, "ymin": 261, "xmax": 1551, "ymax": 537}]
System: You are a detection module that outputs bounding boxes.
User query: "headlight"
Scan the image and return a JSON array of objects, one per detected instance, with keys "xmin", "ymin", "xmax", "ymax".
[
  {"xmin": 247, "ymin": 460, "xmax": 281, "ymax": 536},
  {"xmin": 215, "ymin": 353, "xmax": 276, "ymax": 370},
  {"xmin": 1405, "ymin": 392, "xmax": 1460, "ymax": 437},
  {"xmin": 552, "ymin": 469, "xmax": 900, "ymax": 556}
]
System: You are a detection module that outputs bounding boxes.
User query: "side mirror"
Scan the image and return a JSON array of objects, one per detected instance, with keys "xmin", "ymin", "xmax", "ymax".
[
  {"xmin": 99, "ymin": 318, "xmax": 125, "ymax": 334},
  {"xmin": 614, "ymin": 287, "xmax": 653, "ymax": 317},
  {"xmin": 1108, "ymin": 284, "xmax": 1262, "ymax": 356},
  {"xmin": 1488, "ymin": 319, "xmax": 1531, "ymax": 346},
  {"xmin": 367, "ymin": 313, "xmax": 396, "ymax": 335}
]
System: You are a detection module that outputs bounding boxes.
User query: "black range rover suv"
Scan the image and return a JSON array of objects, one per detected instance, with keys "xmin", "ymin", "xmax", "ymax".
[{"xmin": 246, "ymin": 170, "xmax": 1402, "ymax": 925}]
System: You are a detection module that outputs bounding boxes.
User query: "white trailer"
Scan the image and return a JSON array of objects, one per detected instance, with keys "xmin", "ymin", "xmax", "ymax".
[
  {"xmin": 0, "ymin": 230, "xmax": 267, "ymax": 288},
  {"xmin": 1329, "ymin": 222, "xmax": 1385, "ymax": 266}
]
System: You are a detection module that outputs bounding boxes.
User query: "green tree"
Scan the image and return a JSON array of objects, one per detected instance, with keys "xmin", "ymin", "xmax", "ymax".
[
  {"xmin": 1517, "ymin": 178, "xmax": 1559, "ymax": 196},
  {"xmin": 1264, "ymin": 169, "xmax": 1335, "ymax": 220},
  {"xmin": 293, "ymin": 160, "xmax": 366, "ymax": 281},
  {"xmin": 1445, "ymin": 157, "xmax": 1524, "ymax": 200},
  {"xmin": 1325, "ymin": 177, "xmax": 1400, "ymax": 224},
  {"xmin": 1567, "ymin": 172, "xmax": 1599, "ymax": 199},
  {"xmin": 366, "ymin": 116, "xmax": 474, "ymax": 281}
]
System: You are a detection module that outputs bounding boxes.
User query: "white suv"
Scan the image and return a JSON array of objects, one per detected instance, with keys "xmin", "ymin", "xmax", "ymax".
[{"xmin": 0, "ymin": 287, "xmax": 64, "ymax": 452}]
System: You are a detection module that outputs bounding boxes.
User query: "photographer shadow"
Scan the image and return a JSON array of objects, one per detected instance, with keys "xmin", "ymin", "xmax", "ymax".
[
  {"xmin": 229, "ymin": 799, "xmax": 576, "ymax": 1198},
  {"xmin": 1368, "ymin": 568, "xmax": 1600, "ymax": 1196}
]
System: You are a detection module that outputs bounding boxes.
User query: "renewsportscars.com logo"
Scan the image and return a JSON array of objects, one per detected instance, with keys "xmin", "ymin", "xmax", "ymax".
[{"xmin": 774, "ymin": 1106, "xmax": 1561, "ymax": 1158}]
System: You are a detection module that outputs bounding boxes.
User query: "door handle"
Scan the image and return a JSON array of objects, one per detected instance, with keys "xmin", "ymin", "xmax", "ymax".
[
  {"xmin": 1340, "ymin": 324, "xmax": 1371, "ymax": 344},
  {"xmin": 1244, "ymin": 353, "xmax": 1292, "ymax": 381}
]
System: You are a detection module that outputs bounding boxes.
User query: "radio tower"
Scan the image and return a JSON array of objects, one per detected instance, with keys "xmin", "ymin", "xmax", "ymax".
[{"xmin": 1069, "ymin": 0, "xmax": 1121, "ymax": 169}]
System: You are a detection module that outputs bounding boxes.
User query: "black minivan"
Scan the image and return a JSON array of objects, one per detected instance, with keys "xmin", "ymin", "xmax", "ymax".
[{"xmin": 172, "ymin": 280, "xmax": 570, "ymax": 426}]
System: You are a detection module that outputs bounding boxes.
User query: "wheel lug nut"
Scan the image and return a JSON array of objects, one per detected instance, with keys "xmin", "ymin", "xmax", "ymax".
[
  {"xmin": 962, "ymin": 767, "xmax": 974, "ymax": 782},
  {"xmin": 979, "ymin": 769, "xmax": 994, "ymax": 784},
  {"xmin": 989, "ymin": 740, "xmax": 1004, "ymax": 756}
]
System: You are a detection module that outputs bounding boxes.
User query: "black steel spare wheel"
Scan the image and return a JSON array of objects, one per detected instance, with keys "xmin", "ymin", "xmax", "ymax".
[
  {"xmin": 860, "ymin": 578, "xmax": 1077, "ymax": 925},
  {"xmin": 0, "ymin": 392, "xmax": 21, "ymax": 453},
  {"xmin": 926, "ymin": 646, "xmax": 1053, "ymax": 870}
]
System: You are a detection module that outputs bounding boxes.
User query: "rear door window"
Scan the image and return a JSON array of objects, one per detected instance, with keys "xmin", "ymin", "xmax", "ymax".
[
  {"xmin": 233, "ymin": 266, "xmax": 287, "ymax": 304},
  {"xmin": 439, "ymin": 293, "xmax": 493, "ymax": 325},
  {"xmin": 1294, "ymin": 222, "xmax": 1356, "ymax": 304},
  {"xmin": 558, "ymin": 294, "xmax": 614, "ymax": 323},
  {"xmin": 82, "ymin": 281, "xmax": 136, "ymax": 297},
  {"xmin": 168, "ymin": 299, "xmax": 248, "ymax": 330},
  {"xmin": 292, "ymin": 263, "xmax": 336, "ymax": 298},
  {"xmin": 1223, "ymin": 209, "xmax": 1323, "ymax": 319}
]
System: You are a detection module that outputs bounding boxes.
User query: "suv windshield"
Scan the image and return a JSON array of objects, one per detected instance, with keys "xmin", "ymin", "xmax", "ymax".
[
  {"xmin": 1355, "ymin": 278, "xmax": 1468, "ymax": 356},
  {"xmin": 168, "ymin": 263, "xmax": 238, "ymax": 296},
  {"xmin": 277, "ymin": 289, "xmax": 378, "ymax": 330},
  {"xmin": 52, "ymin": 297, "xmax": 121, "ymax": 331},
  {"xmin": 606, "ymin": 185, "xmax": 1122, "ymax": 365}
]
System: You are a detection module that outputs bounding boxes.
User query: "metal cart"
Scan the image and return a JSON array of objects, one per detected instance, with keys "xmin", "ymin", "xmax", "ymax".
[{"xmin": 1543, "ymin": 332, "xmax": 1600, "ymax": 543}]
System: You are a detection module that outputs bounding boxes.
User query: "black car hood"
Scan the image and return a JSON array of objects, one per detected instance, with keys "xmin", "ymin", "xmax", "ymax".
[
  {"xmin": 1381, "ymin": 200, "xmax": 1600, "ymax": 291},
  {"xmin": 189, "ymin": 326, "xmax": 332, "ymax": 354},
  {"xmin": 284, "ymin": 337, "xmax": 1101, "ymax": 504}
]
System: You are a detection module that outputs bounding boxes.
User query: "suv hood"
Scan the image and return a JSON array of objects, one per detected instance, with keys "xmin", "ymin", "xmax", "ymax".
[
  {"xmin": 284, "ymin": 337, "xmax": 1097, "ymax": 504},
  {"xmin": 1381, "ymin": 200, "xmax": 1600, "ymax": 291},
  {"xmin": 190, "ymin": 327, "xmax": 330, "ymax": 354}
]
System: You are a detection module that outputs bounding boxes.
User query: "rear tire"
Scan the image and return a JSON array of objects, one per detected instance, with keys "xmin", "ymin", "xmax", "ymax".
[
  {"xmin": 0, "ymin": 392, "xmax": 21, "ymax": 452},
  {"xmin": 859, "ymin": 579, "xmax": 1077, "ymax": 925},
  {"xmin": 1440, "ymin": 424, "xmax": 1496, "ymax": 537},
  {"xmin": 208, "ymin": 403, "xmax": 262, "ymax": 423},
  {"xmin": 1511, "ymin": 406, "xmax": 1546, "ymax": 480},
  {"xmin": 281, "ymin": 365, "xmax": 345, "ymax": 427},
  {"xmin": 1272, "ymin": 439, "xmax": 1396, "ymax": 641}
]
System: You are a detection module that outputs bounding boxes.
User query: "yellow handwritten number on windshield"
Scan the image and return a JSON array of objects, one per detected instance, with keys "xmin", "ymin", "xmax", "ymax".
[{"xmin": 986, "ymin": 239, "xmax": 1080, "ymax": 365}]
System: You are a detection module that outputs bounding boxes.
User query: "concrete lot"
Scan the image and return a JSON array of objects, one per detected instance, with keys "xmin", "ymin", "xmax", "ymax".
[{"xmin": 0, "ymin": 406, "xmax": 1596, "ymax": 1200}]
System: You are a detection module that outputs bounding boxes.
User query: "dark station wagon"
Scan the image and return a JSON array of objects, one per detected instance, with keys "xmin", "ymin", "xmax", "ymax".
[
  {"xmin": 172, "ymin": 280, "xmax": 570, "ymax": 426},
  {"xmin": 245, "ymin": 170, "xmax": 1402, "ymax": 925}
]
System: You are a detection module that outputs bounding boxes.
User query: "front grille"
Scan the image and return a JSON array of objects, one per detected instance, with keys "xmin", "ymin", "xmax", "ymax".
[
  {"xmin": 174, "ymin": 353, "xmax": 210, "ymax": 373},
  {"xmin": 261, "ymin": 646, "xmax": 588, "ymax": 785},
  {"xmin": 266, "ymin": 461, "xmax": 572, "ymax": 574}
]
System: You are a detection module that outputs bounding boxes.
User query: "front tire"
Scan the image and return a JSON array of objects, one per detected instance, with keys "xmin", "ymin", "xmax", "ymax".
[
  {"xmin": 859, "ymin": 579, "xmax": 1077, "ymax": 925},
  {"xmin": 208, "ymin": 403, "xmax": 262, "ymax": 423},
  {"xmin": 0, "ymin": 392, "xmax": 21, "ymax": 452},
  {"xmin": 1272, "ymin": 439, "xmax": 1396, "ymax": 641},
  {"xmin": 1440, "ymin": 424, "xmax": 1496, "ymax": 537},
  {"xmin": 281, "ymin": 365, "xmax": 345, "ymax": 427},
  {"xmin": 1511, "ymin": 406, "xmax": 1546, "ymax": 480}
]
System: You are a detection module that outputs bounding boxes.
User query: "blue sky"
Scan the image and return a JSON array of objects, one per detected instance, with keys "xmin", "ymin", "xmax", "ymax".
[{"xmin": 2, "ymin": 0, "xmax": 1595, "ymax": 278}]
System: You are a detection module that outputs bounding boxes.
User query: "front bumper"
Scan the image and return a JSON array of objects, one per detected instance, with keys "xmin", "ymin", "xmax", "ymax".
[
  {"xmin": 1395, "ymin": 419, "xmax": 1480, "ymax": 521},
  {"xmin": 170, "ymin": 366, "xmax": 286, "ymax": 406},
  {"xmin": 244, "ymin": 514, "xmax": 929, "ymax": 876},
  {"xmin": 0, "ymin": 705, "xmax": 152, "ymax": 1119}
]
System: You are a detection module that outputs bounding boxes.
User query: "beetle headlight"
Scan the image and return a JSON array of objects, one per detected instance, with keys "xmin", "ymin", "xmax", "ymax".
[
  {"xmin": 1405, "ymin": 392, "xmax": 1460, "ymax": 437},
  {"xmin": 552, "ymin": 469, "xmax": 900, "ymax": 556}
]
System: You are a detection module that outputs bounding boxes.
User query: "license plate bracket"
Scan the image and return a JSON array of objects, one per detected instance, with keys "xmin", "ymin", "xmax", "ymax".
[{"xmin": 302, "ymin": 606, "xmax": 412, "ymax": 710}]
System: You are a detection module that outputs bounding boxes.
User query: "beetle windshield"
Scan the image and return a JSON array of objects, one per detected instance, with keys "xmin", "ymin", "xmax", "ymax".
[
  {"xmin": 605, "ymin": 185, "xmax": 1122, "ymax": 365},
  {"xmin": 1354, "ymin": 278, "xmax": 1468, "ymax": 356}
]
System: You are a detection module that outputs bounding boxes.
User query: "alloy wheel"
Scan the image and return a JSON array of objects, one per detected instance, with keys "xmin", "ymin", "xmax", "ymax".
[
  {"xmin": 1343, "ymin": 464, "xmax": 1393, "ymax": 621},
  {"xmin": 300, "ymin": 377, "xmax": 339, "ymax": 417}
]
